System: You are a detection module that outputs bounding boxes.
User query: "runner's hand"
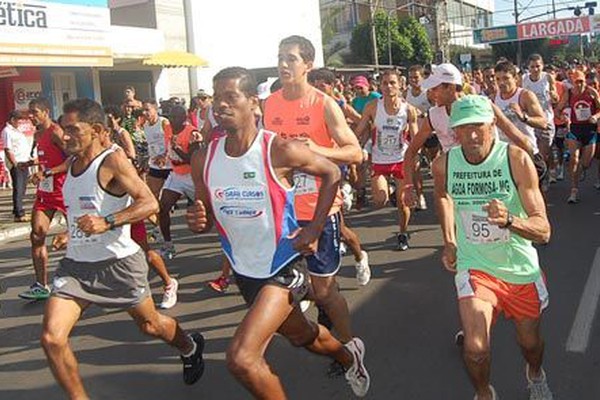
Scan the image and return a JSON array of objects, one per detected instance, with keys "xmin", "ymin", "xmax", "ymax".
[
  {"xmin": 77, "ymin": 215, "xmax": 109, "ymax": 235},
  {"xmin": 186, "ymin": 200, "xmax": 209, "ymax": 233},
  {"xmin": 289, "ymin": 226, "xmax": 320, "ymax": 256},
  {"xmin": 30, "ymin": 170, "xmax": 44, "ymax": 186},
  {"xmin": 442, "ymin": 243, "xmax": 457, "ymax": 272},
  {"xmin": 483, "ymin": 199, "xmax": 509, "ymax": 226}
]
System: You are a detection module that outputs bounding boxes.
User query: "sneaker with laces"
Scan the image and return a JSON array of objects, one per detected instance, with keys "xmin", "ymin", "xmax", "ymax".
[
  {"xmin": 355, "ymin": 250, "xmax": 371, "ymax": 286},
  {"xmin": 344, "ymin": 337, "xmax": 370, "ymax": 397},
  {"xmin": 396, "ymin": 233, "xmax": 409, "ymax": 251},
  {"xmin": 19, "ymin": 282, "xmax": 51, "ymax": 300},
  {"xmin": 160, "ymin": 243, "xmax": 176, "ymax": 260},
  {"xmin": 159, "ymin": 278, "xmax": 178, "ymax": 309},
  {"xmin": 567, "ymin": 189, "xmax": 579, "ymax": 204},
  {"xmin": 526, "ymin": 365, "xmax": 553, "ymax": 400},
  {"xmin": 474, "ymin": 385, "xmax": 498, "ymax": 400},
  {"xmin": 416, "ymin": 194, "xmax": 427, "ymax": 211},
  {"xmin": 208, "ymin": 275, "xmax": 230, "ymax": 293},
  {"xmin": 181, "ymin": 332, "xmax": 205, "ymax": 385}
]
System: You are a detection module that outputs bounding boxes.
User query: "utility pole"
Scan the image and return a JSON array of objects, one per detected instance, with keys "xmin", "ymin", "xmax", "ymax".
[
  {"xmin": 552, "ymin": 0, "xmax": 557, "ymax": 18},
  {"xmin": 369, "ymin": 0, "xmax": 380, "ymax": 72},
  {"xmin": 514, "ymin": 0, "xmax": 522, "ymax": 67}
]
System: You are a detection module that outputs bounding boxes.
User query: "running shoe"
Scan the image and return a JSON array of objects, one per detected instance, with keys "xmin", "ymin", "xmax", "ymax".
[
  {"xmin": 159, "ymin": 278, "xmax": 178, "ymax": 309},
  {"xmin": 396, "ymin": 233, "xmax": 409, "ymax": 251},
  {"xmin": 355, "ymin": 250, "xmax": 371, "ymax": 286},
  {"xmin": 299, "ymin": 300, "xmax": 313, "ymax": 313},
  {"xmin": 556, "ymin": 166, "xmax": 564, "ymax": 181},
  {"xmin": 317, "ymin": 305, "xmax": 333, "ymax": 330},
  {"xmin": 548, "ymin": 169, "xmax": 557, "ymax": 184},
  {"xmin": 526, "ymin": 365, "xmax": 553, "ymax": 400},
  {"xmin": 474, "ymin": 385, "xmax": 498, "ymax": 400},
  {"xmin": 208, "ymin": 275, "xmax": 230, "ymax": 293},
  {"xmin": 339, "ymin": 241, "xmax": 348, "ymax": 257},
  {"xmin": 454, "ymin": 330, "xmax": 465, "ymax": 346},
  {"xmin": 344, "ymin": 337, "xmax": 370, "ymax": 397},
  {"xmin": 14, "ymin": 214, "xmax": 31, "ymax": 223},
  {"xmin": 417, "ymin": 194, "xmax": 428, "ymax": 210},
  {"xmin": 181, "ymin": 332, "xmax": 205, "ymax": 385},
  {"xmin": 567, "ymin": 189, "xmax": 579, "ymax": 204},
  {"xmin": 160, "ymin": 243, "xmax": 176, "ymax": 260},
  {"xmin": 19, "ymin": 282, "xmax": 51, "ymax": 300}
]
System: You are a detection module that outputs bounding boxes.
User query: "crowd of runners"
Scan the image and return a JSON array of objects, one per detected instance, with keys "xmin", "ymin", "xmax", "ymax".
[{"xmin": 6, "ymin": 33, "xmax": 598, "ymax": 399}]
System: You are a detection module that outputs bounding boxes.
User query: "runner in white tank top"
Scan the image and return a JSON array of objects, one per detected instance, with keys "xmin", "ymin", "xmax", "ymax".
[
  {"xmin": 356, "ymin": 70, "xmax": 418, "ymax": 251},
  {"xmin": 187, "ymin": 66, "xmax": 370, "ymax": 399},
  {"xmin": 43, "ymin": 99, "xmax": 206, "ymax": 400}
]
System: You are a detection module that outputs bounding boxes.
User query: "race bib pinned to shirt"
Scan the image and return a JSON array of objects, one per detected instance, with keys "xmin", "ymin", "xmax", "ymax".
[
  {"xmin": 460, "ymin": 211, "xmax": 510, "ymax": 244},
  {"xmin": 38, "ymin": 176, "xmax": 53, "ymax": 193},
  {"xmin": 293, "ymin": 172, "xmax": 318, "ymax": 196}
]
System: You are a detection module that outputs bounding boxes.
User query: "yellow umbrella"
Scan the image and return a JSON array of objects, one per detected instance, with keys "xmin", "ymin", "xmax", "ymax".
[{"xmin": 143, "ymin": 51, "xmax": 208, "ymax": 68}]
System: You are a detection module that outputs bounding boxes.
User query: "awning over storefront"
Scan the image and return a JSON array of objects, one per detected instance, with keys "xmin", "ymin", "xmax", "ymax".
[{"xmin": 142, "ymin": 51, "xmax": 208, "ymax": 68}]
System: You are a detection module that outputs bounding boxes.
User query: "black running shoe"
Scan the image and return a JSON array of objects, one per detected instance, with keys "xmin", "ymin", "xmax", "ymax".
[
  {"xmin": 396, "ymin": 233, "xmax": 409, "ymax": 251},
  {"xmin": 181, "ymin": 332, "xmax": 205, "ymax": 385},
  {"xmin": 317, "ymin": 305, "xmax": 333, "ymax": 330}
]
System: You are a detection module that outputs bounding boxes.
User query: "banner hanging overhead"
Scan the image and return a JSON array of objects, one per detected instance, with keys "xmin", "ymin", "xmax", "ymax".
[{"xmin": 0, "ymin": 0, "xmax": 112, "ymax": 67}]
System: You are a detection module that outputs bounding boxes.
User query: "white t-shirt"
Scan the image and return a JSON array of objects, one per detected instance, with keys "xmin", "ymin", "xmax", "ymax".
[{"xmin": 2, "ymin": 123, "xmax": 30, "ymax": 167}]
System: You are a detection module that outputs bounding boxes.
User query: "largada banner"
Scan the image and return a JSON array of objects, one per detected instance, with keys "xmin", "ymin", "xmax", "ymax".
[
  {"xmin": 0, "ymin": 0, "xmax": 112, "ymax": 67},
  {"xmin": 474, "ymin": 16, "xmax": 593, "ymax": 45}
]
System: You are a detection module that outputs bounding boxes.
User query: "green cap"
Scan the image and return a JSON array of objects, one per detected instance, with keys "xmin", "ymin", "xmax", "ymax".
[{"xmin": 450, "ymin": 95, "xmax": 494, "ymax": 128}]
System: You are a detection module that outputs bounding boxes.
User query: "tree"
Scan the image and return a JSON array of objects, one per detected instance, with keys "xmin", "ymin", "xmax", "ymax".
[{"xmin": 349, "ymin": 12, "xmax": 432, "ymax": 67}]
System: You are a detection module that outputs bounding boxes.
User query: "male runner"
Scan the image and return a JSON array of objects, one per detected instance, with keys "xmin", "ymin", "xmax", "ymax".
[
  {"xmin": 187, "ymin": 67, "xmax": 369, "ymax": 398},
  {"xmin": 356, "ymin": 69, "xmax": 419, "ymax": 250},
  {"xmin": 143, "ymin": 99, "xmax": 172, "ymax": 200},
  {"xmin": 433, "ymin": 95, "xmax": 552, "ymax": 400},
  {"xmin": 522, "ymin": 54, "xmax": 559, "ymax": 188},
  {"xmin": 41, "ymin": 98, "xmax": 204, "ymax": 399},
  {"xmin": 19, "ymin": 98, "xmax": 68, "ymax": 300},
  {"xmin": 158, "ymin": 105, "xmax": 201, "ymax": 259},
  {"xmin": 264, "ymin": 36, "xmax": 363, "ymax": 348}
]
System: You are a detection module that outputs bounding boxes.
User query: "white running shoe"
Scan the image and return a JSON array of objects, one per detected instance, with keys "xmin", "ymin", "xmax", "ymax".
[
  {"xmin": 299, "ymin": 300, "xmax": 312, "ymax": 313},
  {"xmin": 159, "ymin": 278, "xmax": 179, "ymax": 309},
  {"xmin": 344, "ymin": 338, "xmax": 370, "ymax": 397},
  {"xmin": 526, "ymin": 365, "xmax": 553, "ymax": 400},
  {"xmin": 474, "ymin": 385, "xmax": 498, "ymax": 400},
  {"xmin": 339, "ymin": 242, "xmax": 347, "ymax": 257},
  {"xmin": 418, "ymin": 194, "xmax": 427, "ymax": 210},
  {"xmin": 567, "ymin": 189, "xmax": 579, "ymax": 204},
  {"xmin": 355, "ymin": 251, "xmax": 371, "ymax": 286}
]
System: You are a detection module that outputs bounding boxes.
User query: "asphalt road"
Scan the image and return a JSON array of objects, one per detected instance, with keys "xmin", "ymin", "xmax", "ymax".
[{"xmin": 1, "ymin": 176, "xmax": 599, "ymax": 399}]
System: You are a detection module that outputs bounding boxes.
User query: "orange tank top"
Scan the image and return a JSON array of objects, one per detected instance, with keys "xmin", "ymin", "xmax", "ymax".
[
  {"xmin": 169, "ymin": 124, "xmax": 198, "ymax": 175},
  {"xmin": 264, "ymin": 88, "xmax": 342, "ymax": 221}
]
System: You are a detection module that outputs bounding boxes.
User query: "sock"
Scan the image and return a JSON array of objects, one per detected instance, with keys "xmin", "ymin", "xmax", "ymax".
[{"xmin": 182, "ymin": 335, "xmax": 197, "ymax": 358}]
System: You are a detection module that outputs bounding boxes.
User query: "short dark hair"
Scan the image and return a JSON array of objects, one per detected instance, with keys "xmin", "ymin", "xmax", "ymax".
[
  {"xmin": 143, "ymin": 98, "xmax": 158, "ymax": 107},
  {"xmin": 29, "ymin": 97, "xmax": 51, "ymax": 112},
  {"xmin": 494, "ymin": 61, "xmax": 518, "ymax": 77},
  {"xmin": 213, "ymin": 67, "xmax": 257, "ymax": 98},
  {"xmin": 528, "ymin": 53, "xmax": 543, "ymax": 64},
  {"xmin": 132, "ymin": 108, "xmax": 144, "ymax": 119},
  {"xmin": 381, "ymin": 68, "xmax": 402, "ymax": 81},
  {"xmin": 408, "ymin": 65, "xmax": 424, "ymax": 74},
  {"xmin": 63, "ymin": 98, "xmax": 106, "ymax": 125},
  {"xmin": 279, "ymin": 35, "xmax": 315, "ymax": 62},
  {"xmin": 308, "ymin": 68, "xmax": 336, "ymax": 85},
  {"xmin": 8, "ymin": 110, "xmax": 22, "ymax": 120}
]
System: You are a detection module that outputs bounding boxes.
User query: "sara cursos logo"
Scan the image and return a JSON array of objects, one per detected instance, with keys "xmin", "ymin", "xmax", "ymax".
[
  {"xmin": 15, "ymin": 88, "xmax": 41, "ymax": 105},
  {"xmin": 0, "ymin": 2, "xmax": 48, "ymax": 28},
  {"xmin": 219, "ymin": 206, "xmax": 263, "ymax": 219},
  {"xmin": 213, "ymin": 186, "xmax": 265, "ymax": 201}
]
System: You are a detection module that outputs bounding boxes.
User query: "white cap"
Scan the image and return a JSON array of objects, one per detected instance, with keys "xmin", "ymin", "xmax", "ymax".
[{"xmin": 421, "ymin": 63, "xmax": 463, "ymax": 90}]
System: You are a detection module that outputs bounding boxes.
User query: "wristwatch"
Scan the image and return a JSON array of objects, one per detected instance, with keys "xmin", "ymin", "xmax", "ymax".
[
  {"xmin": 521, "ymin": 114, "xmax": 529, "ymax": 124},
  {"xmin": 501, "ymin": 212, "xmax": 513, "ymax": 229},
  {"xmin": 43, "ymin": 169, "xmax": 53, "ymax": 178},
  {"xmin": 104, "ymin": 214, "xmax": 117, "ymax": 230}
]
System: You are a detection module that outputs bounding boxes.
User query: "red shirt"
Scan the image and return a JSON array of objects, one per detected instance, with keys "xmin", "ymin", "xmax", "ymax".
[{"xmin": 36, "ymin": 123, "xmax": 66, "ymax": 197}]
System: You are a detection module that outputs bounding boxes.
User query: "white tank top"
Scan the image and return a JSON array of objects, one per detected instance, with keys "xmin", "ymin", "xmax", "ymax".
[
  {"xmin": 494, "ymin": 89, "xmax": 539, "ymax": 154},
  {"xmin": 428, "ymin": 105, "xmax": 459, "ymax": 153},
  {"xmin": 372, "ymin": 99, "xmax": 408, "ymax": 165},
  {"xmin": 204, "ymin": 130, "xmax": 300, "ymax": 279},
  {"xmin": 63, "ymin": 149, "xmax": 140, "ymax": 262},
  {"xmin": 406, "ymin": 87, "xmax": 431, "ymax": 115},
  {"xmin": 522, "ymin": 72, "xmax": 554, "ymax": 122},
  {"xmin": 144, "ymin": 117, "xmax": 171, "ymax": 170}
]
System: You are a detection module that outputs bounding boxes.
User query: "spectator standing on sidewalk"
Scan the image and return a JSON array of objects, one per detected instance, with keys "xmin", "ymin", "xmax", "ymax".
[{"xmin": 2, "ymin": 110, "xmax": 31, "ymax": 222}]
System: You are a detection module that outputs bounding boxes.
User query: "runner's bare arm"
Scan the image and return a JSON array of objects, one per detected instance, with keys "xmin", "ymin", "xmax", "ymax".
[
  {"xmin": 50, "ymin": 124, "xmax": 67, "ymax": 152},
  {"xmin": 407, "ymin": 104, "xmax": 419, "ymax": 140},
  {"xmin": 115, "ymin": 126, "xmax": 137, "ymax": 160},
  {"xmin": 486, "ymin": 146, "xmax": 550, "ymax": 244},
  {"xmin": 403, "ymin": 115, "xmax": 433, "ymax": 187},
  {"xmin": 353, "ymin": 100, "xmax": 376, "ymax": 147},
  {"xmin": 492, "ymin": 103, "xmax": 533, "ymax": 155},
  {"xmin": 171, "ymin": 130, "xmax": 201, "ymax": 164},
  {"xmin": 311, "ymin": 96, "xmax": 362, "ymax": 165},
  {"xmin": 432, "ymin": 153, "xmax": 457, "ymax": 272},
  {"xmin": 548, "ymin": 74, "xmax": 559, "ymax": 104},
  {"xmin": 343, "ymin": 103, "xmax": 362, "ymax": 124},
  {"xmin": 588, "ymin": 88, "xmax": 600, "ymax": 121},
  {"xmin": 188, "ymin": 148, "xmax": 213, "ymax": 233},
  {"xmin": 519, "ymin": 90, "xmax": 547, "ymax": 130},
  {"xmin": 79, "ymin": 151, "xmax": 158, "ymax": 234}
]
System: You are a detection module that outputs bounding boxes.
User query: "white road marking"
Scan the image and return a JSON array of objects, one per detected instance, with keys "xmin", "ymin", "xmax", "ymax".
[{"xmin": 567, "ymin": 247, "xmax": 600, "ymax": 353}]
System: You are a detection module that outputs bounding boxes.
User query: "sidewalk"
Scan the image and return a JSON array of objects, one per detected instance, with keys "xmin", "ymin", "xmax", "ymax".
[{"xmin": 0, "ymin": 185, "xmax": 64, "ymax": 243}]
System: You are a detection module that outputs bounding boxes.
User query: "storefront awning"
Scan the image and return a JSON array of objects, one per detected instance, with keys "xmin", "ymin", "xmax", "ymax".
[{"xmin": 142, "ymin": 51, "xmax": 208, "ymax": 68}]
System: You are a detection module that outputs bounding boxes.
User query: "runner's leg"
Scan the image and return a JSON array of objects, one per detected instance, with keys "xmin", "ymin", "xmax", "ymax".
[
  {"xmin": 41, "ymin": 296, "xmax": 89, "ymax": 399},
  {"xmin": 311, "ymin": 276, "xmax": 352, "ymax": 343},
  {"xmin": 515, "ymin": 318, "xmax": 544, "ymax": 378},
  {"xmin": 159, "ymin": 189, "xmax": 182, "ymax": 243},
  {"xmin": 30, "ymin": 209, "xmax": 55, "ymax": 286}
]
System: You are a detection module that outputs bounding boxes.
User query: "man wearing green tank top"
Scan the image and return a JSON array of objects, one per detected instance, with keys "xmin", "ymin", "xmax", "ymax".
[{"xmin": 432, "ymin": 95, "xmax": 553, "ymax": 400}]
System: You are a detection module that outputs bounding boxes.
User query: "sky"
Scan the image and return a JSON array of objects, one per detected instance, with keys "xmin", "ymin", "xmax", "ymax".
[{"xmin": 493, "ymin": 0, "xmax": 585, "ymax": 26}]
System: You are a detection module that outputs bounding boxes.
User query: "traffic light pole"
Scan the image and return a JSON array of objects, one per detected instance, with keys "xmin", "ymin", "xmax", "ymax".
[{"xmin": 514, "ymin": 0, "xmax": 522, "ymax": 67}]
